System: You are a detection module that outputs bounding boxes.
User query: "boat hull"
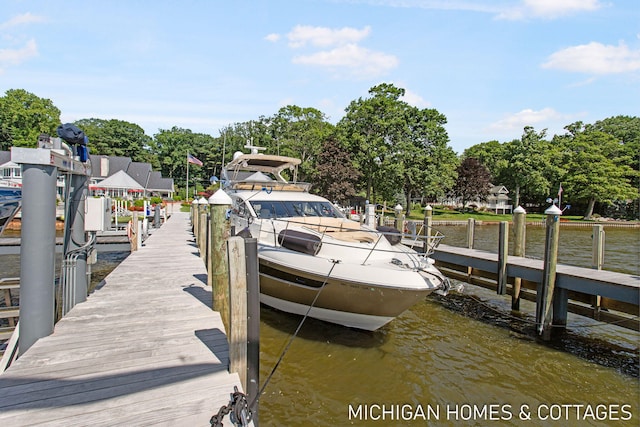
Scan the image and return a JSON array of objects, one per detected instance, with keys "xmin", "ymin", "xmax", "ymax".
[
  {"xmin": 0, "ymin": 188, "xmax": 21, "ymax": 235},
  {"xmin": 258, "ymin": 255, "xmax": 434, "ymax": 330}
]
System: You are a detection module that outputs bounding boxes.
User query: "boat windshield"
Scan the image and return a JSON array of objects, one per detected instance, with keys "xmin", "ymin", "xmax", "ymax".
[{"xmin": 250, "ymin": 200, "xmax": 344, "ymax": 219}]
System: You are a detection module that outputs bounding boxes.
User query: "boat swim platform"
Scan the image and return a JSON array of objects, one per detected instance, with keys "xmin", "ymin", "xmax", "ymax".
[{"xmin": 0, "ymin": 211, "xmax": 245, "ymax": 426}]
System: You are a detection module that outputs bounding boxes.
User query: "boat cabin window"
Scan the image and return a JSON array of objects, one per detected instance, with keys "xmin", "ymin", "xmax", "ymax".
[{"xmin": 250, "ymin": 201, "xmax": 344, "ymax": 219}]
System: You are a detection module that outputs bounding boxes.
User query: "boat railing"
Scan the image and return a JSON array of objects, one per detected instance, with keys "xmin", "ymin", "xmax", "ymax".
[
  {"xmin": 262, "ymin": 217, "xmax": 446, "ymax": 257},
  {"xmin": 227, "ymin": 181, "xmax": 312, "ymax": 193},
  {"xmin": 406, "ymin": 222, "xmax": 446, "ymax": 255}
]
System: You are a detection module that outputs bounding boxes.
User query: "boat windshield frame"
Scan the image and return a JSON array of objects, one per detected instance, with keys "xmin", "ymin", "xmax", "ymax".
[{"xmin": 250, "ymin": 200, "xmax": 345, "ymax": 219}]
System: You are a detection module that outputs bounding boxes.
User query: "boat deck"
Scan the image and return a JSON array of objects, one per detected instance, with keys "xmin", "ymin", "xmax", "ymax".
[{"xmin": 0, "ymin": 211, "xmax": 243, "ymax": 426}]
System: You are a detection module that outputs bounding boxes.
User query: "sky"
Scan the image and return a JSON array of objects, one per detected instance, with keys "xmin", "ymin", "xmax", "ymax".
[{"xmin": 1, "ymin": 0, "xmax": 639, "ymax": 154}]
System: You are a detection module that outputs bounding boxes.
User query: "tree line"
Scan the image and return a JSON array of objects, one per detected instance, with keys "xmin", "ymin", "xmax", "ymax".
[{"xmin": 1, "ymin": 86, "xmax": 638, "ymax": 219}]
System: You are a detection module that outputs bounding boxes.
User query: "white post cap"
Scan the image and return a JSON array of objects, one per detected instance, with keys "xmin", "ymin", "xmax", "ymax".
[
  {"xmin": 208, "ymin": 188, "xmax": 232, "ymax": 205},
  {"xmin": 544, "ymin": 204, "xmax": 562, "ymax": 215},
  {"xmin": 513, "ymin": 205, "xmax": 526, "ymax": 214}
]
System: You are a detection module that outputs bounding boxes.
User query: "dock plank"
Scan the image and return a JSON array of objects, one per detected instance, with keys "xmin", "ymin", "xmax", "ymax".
[{"xmin": 0, "ymin": 212, "xmax": 243, "ymax": 426}]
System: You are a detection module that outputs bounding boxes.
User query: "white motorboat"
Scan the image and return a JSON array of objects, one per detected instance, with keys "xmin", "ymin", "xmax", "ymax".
[
  {"xmin": 223, "ymin": 147, "xmax": 449, "ymax": 330},
  {"xmin": 0, "ymin": 188, "xmax": 21, "ymax": 235}
]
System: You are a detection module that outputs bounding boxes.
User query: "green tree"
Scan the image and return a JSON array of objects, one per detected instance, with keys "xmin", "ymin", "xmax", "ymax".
[
  {"xmin": 150, "ymin": 127, "xmax": 217, "ymax": 193},
  {"xmin": 559, "ymin": 126, "xmax": 638, "ymax": 219},
  {"xmin": 0, "ymin": 89, "xmax": 60, "ymax": 148},
  {"xmin": 395, "ymin": 105, "xmax": 457, "ymax": 212},
  {"xmin": 501, "ymin": 127, "xmax": 554, "ymax": 207},
  {"xmin": 270, "ymin": 106, "xmax": 334, "ymax": 181},
  {"xmin": 74, "ymin": 118, "xmax": 155, "ymax": 164},
  {"xmin": 462, "ymin": 140, "xmax": 507, "ymax": 183},
  {"xmin": 338, "ymin": 83, "xmax": 407, "ymax": 201}
]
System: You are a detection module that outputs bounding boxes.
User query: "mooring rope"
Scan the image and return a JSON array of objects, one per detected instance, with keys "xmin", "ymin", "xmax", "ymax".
[{"xmin": 249, "ymin": 259, "xmax": 340, "ymax": 412}]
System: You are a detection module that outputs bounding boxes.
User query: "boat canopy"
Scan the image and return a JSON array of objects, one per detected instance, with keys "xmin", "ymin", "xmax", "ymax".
[{"xmin": 224, "ymin": 154, "xmax": 301, "ymax": 183}]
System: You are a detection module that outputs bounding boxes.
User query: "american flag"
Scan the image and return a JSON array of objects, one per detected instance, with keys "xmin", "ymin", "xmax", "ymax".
[{"xmin": 187, "ymin": 153, "xmax": 203, "ymax": 166}]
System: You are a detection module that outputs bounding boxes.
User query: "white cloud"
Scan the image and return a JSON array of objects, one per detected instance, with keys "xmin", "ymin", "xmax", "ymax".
[
  {"xmin": 287, "ymin": 25, "xmax": 371, "ymax": 48},
  {"xmin": 264, "ymin": 33, "xmax": 280, "ymax": 43},
  {"xmin": 0, "ymin": 12, "xmax": 46, "ymax": 30},
  {"xmin": 542, "ymin": 41, "xmax": 640, "ymax": 74},
  {"xmin": 401, "ymin": 88, "xmax": 430, "ymax": 108},
  {"xmin": 344, "ymin": 1, "xmax": 602, "ymax": 20},
  {"xmin": 488, "ymin": 107, "xmax": 566, "ymax": 132},
  {"xmin": 0, "ymin": 39, "xmax": 38, "ymax": 72},
  {"xmin": 293, "ymin": 43, "xmax": 398, "ymax": 78},
  {"xmin": 497, "ymin": 0, "xmax": 603, "ymax": 20}
]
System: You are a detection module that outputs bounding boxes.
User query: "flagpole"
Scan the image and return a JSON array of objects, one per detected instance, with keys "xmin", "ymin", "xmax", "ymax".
[{"xmin": 186, "ymin": 152, "xmax": 190, "ymax": 202}]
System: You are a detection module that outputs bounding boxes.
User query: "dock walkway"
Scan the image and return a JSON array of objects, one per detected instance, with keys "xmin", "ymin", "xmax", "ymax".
[{"xmin": 0, "ymin": 211, "xmax": 243, "ymax": 426}]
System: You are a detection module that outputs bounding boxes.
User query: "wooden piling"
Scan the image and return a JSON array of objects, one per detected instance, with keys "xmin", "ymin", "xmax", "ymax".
[
  {"xmin": 592, "ymin": 225, "xmax": 605, "ymax": 270},
  {"xmin": 199, "ymin": 211, "xmax": 207, "ymax": 259},
  {"xmin": 497, "ymin": 221, "xmax": 508, "ymax": 295},
  {"xmin": 208, "ymin": 190, "xmax": 232, "ymax": 331},
  {"xmin": 466, "ymin": 218, "xmax": 475, "ymax": 279},
  {"xmin": 245, "ymin": 237, "xmax": 260, "ymax": 423},
  {"xmin": 591, "ymin": 224, "xmax": 605, "ymax": 317},
  {"xmin": 191, "ymin": 199, "xmax": 198, "ymax": 233},
  {"xmin": 537, "ymin": 204, "xmax": 562, "ymax": 340},
  {"xmin": 511, "ymin": 206, "xmax": 526, "ymax": 310},
  {"xmin": 228, "ymin": 237, "xmax": 247, "ymax": 388},
  {"xmin": 130, "ymin": 212, "xmax": 139, "ymax": 252},
  {"xmin": 423, "ymin": 205, "xmax": 432, "ymax": 253},
  {"xmin": 466, "ymin": 218, "xmax": 475, "ymax": 249},
  {"xmin": 394, "ymin": 210, "xmax": 405, "ymax": 235}
]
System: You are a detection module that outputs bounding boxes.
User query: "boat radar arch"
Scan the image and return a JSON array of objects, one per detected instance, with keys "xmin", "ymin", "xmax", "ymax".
[{"xmin": 244, "ymin": 144, "xmax": 266, "ymax": 155}]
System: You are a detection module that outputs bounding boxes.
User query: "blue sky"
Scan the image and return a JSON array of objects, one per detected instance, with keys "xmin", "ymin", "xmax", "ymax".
[{"xmin": 1, "ymin": 0, "xmax": 639, "ymax": 154}]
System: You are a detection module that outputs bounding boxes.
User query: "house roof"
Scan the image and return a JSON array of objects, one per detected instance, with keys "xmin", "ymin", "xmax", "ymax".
[
  {"xmin": 95, "ymin": 170, "xmax": 144, "ymax": 190},
  {"xmin": 0, "ymin": 151, "xmax": 10, "ymax": 165},
  {"xmin": 147, "ymin": 171, "xmax": 174, "ymax": 192},
  {"xmin": 490, "ymin": 185, "xmax": 509, "ymax": 194},
  {"xmin": 126, "ymin": 162, "xmax": 152, "ymax": 187}
]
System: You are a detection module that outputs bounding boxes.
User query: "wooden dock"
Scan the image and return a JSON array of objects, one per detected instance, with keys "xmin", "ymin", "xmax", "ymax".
[
  {"xmin": 431, "ymin": 243, "xmax": 640, "ymax": 330},
  {"xmin": 0, "ymin": 211, "xmax": 244, "ymax": 426}
]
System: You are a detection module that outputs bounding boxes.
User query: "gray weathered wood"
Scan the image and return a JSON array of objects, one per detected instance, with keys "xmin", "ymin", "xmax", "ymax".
[{"xmin": 0, "ymin": 211, "xmax": 245, "ymax": 426}]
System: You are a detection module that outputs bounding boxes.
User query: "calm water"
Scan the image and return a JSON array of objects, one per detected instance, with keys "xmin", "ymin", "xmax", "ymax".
[
  {"xmin": 1, "ymin": 226, "xmax": 638, "ymax": 426},
  {"xmin": 256, "ymin": 225, "xmax": 639, "ymax": 426}
]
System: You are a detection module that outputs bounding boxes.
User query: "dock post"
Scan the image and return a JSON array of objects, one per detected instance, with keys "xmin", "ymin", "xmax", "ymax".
[
  {"xmin": 18, "ymin": 163, "xmax": 58, "ymax": 355},
  {"xmin": 466, "ymin": 218, "xmax": 475, "ymax": 279},
  {"xmin": 198, "ymin": 197, "xmax": 208, "ymax": 256},
  {"xmin": 591, "ymin": 224, "xmax": 605, "ymax": 317},
  {"xmin": 394, "ymin": 204, "xmax": 404, "ymax": 237},
  {"xmin": 154, "ymin": 203, "xmax": 161, "ymax": 228},
  {"xmin": 245, "ymin": 237, "xmax": 260, "ymax": 424},
  {"xmin": 511, "ymin": 206, "xmax": 526, "ymax": 310},
  {"xmin": 497, "ymin": 221, "xmax": 508, "ymax": 295},
  {"xmin": 208, "ymin": 190, "xmax": 232, "ymax": 330},
  {"xmin": 364, "ymin": 200, "xmax": 376, "ymax": 228},
  {"xmin": 537, "ymin": 204, "xmax": 562, "ymax": 340},
  {"xmin": 466, "ymin": 218, "xmax": 475, "ymax": 249},
  {"xmin": 191, "ymin": 198, "xmax": 198, "ymax": 233},
  {"xmin": 228, "ymin": 237, "xmax": 247, "ymax": 387},
  {"xmin": 423, "ymin": 205, "xmax": 432, "ymax": 253},
  {"xmin": 199, "ymin": 210, "xmax": 207, "ymax": 259},
  {"xmin": 131, "ymin": 212, "xmax": 139, "ymax": 251},
  {"xmin": 591, "ymin": 225, "xmax": 605, "ymax": 270},
  {"xmin": 63, "ymin": 173, "xmax": 89, "ymax": 307}
]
